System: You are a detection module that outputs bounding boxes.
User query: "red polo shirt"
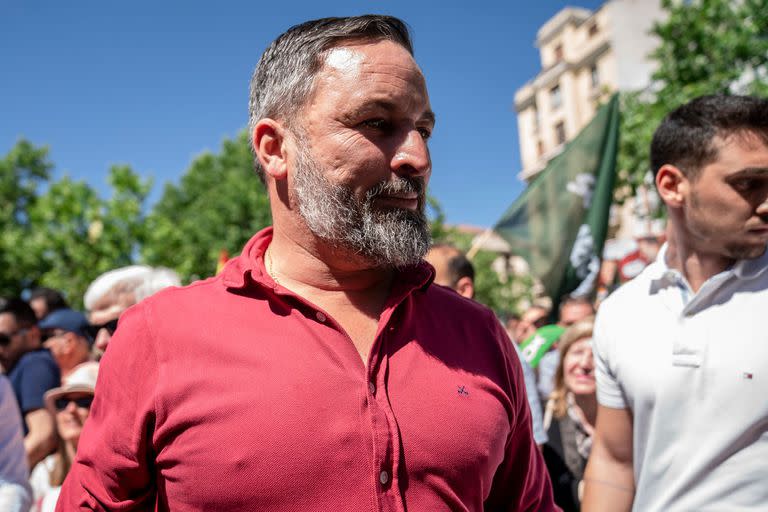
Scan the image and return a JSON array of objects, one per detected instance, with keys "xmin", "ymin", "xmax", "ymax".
[{"xmin": 58, "ymin": 228, "xmax": 557, "ymax": 511}]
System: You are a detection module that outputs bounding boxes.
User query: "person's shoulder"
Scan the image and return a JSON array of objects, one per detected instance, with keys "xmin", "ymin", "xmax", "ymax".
[
  {"xmin": 134, "ymin": 273, "xmax": 224, "ymax": 314},
  {"xmin": 15, "ymin": 349, "xmax": 57, "ymax": 371},
  {"xmin": 600, "ymin": 260, "xmax": 661, "ymax": 313},
  {"xmin": 422, "ymin": 282, "xmax": 496, "ymax": 320},
  {"xmin": 422, "ymin": 282, "xmax": 484, "ymax": 310}
]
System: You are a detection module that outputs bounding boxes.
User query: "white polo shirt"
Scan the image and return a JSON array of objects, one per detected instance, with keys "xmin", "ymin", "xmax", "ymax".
[{"xmin": 593, "ymin": 244, "xmax": 768, "ymax": 511}]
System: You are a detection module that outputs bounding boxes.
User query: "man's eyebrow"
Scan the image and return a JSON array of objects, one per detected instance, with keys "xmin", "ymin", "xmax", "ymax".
[
  {"xmin": 727, "ymin": 167, "xmax": 768, "ymax": 179},
  {"xmin": 342, "ymin": 100, "xmax": 436, "ymax": 125},
  {"xmin": 340, "ymin": 101, "xmax": 393, "ymax": 123}
]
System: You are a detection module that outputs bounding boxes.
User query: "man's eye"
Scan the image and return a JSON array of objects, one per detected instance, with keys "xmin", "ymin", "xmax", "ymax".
[
  {"xmin": 361, "ymin": 119, "xmax": 390, "ymax": 131},
  {"xmin": 417, "ymin": 127, "xmax": 432, "ymax": 140},
  {"xmin": 732, "ymin": 179, "xmax": 755, "ymax": 192}
]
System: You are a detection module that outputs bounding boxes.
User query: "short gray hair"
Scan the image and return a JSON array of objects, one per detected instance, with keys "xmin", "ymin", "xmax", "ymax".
[
  {"xmin": 83, "ymin": 265, "xmax": 181, "ymax": 311},
  {"xmin": 248, "ymin": 15, "xmax": 414, "ymax": 182}
]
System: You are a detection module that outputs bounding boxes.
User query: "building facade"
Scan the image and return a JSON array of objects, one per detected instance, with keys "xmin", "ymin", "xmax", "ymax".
[{"xmin": 514, "ymin": 0, "xmax": 664, "ymax": 181}]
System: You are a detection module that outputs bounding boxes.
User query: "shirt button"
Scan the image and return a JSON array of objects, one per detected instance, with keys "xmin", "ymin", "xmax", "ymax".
[
  {"xmin": 379, "ymin": 470, "xmax": 389, "ymax": 485},
  {"xmin": 316, "ymin": 312, "xmax": 326, "ymax": 323},
  {"xmin": 368, "ymin": 382, "xmax": 376, "ymax": 395}
]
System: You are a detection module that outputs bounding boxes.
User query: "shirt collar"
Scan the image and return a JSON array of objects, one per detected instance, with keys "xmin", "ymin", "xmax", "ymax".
[
  {"xmin": 220, "ymin": 227, "xmax": 272, "ymax": 290},
  {"xmin": 733, "ymin": 245, "xmax": 768, "ymax": 280},
  {"xmin": 220, "ymin": 226, "xmax": 435, "ymax": 294},
  {"xmin": 654, "ymin": 242, "xmax": 768, "ymax": 282},
  {"xmin": 647, "ymin": 243, "xmax": 680, "ymax": 291}
]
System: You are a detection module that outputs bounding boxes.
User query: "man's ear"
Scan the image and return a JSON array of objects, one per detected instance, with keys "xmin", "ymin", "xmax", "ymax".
[
  {"xmin": 655, "ymin": 164, "xmax": 687, "ymax": 208},
  {"xmin": 253, "ymin": 119, "xmax": 289, "ymax": 180},
  {"xmin": 455, "ymin": 276, "xmax": 474, "ymax": 300}
]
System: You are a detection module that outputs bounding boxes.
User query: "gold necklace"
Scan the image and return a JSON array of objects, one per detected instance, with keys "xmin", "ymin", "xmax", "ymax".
[{"xmin": 266, "ymin": 246, "xmax": 279, "ymax": 285}]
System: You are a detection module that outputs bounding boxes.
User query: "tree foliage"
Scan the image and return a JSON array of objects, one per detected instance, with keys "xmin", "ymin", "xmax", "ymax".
[
  {"xmin": 616, "ymin": 0, "xmax": 768, "ymax": 204},
  {"xmin": 0, "ymin": 140, "xmax": 151, "ymax": 305},
  {"xmin": 1, "ymin": 133, "xmax": 463, "ymax": 302},
  {"xmin": 141, "ymin": 131, "xmax": 272, "ymax": 282},
  {"xmin": 0, "ymin": 140, "xmax": 53, "ymax": 296}
]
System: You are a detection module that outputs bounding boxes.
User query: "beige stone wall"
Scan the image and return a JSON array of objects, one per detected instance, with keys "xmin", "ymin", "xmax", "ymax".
[{"xmin": 515, "ymin": 0, "xmax": 664, "ymax": 181}]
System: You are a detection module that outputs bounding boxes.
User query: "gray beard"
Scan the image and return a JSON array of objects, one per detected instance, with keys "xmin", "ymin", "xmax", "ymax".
[{"xmin": 291, "ymin": 144, "xmax": 431, "ymax": 268}]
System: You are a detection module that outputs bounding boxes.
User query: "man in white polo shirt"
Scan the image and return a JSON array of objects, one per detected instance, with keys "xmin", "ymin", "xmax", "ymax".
[{"xmin": 582, "ymin": 95, "xmax": 768, "ymax": 511}]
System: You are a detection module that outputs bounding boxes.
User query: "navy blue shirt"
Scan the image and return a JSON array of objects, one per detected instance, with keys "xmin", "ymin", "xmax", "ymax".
[{"xmin": 8, "ymin": 349, "xmax": 60, "ymax": 435}]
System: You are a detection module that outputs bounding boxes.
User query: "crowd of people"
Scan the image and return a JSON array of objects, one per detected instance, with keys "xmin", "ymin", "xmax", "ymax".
[
  {"xmin": 1, "ymin": 13, "xmax": 766, "ymax": 512},
  {"xmin": 0, "ymin": 267, "xmax": 180, "ymax": 511}
]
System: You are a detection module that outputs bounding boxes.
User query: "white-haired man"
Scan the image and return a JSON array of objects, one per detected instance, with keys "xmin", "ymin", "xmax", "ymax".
[
  {"xmin": 59, "ymin": 16, "xmax": 555, "ymax": 511},
  {"xmin": 83, "ymin": 265, "xmax": 180, "ymax": 357}
]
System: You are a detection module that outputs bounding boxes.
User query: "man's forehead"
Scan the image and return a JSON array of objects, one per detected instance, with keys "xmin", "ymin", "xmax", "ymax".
[
  {"xmin": 88, "ymin": 295, "xmax": 129, "ymax": 321},
  {"xmin": 0, "ymin": 312, "xmax": 16, "ymax": 330},
  {"xmin": 318, "ymin": 40, "xmax": 426, "ymax": 88},
  {"xmin": 88, "ymin": 306, "xmax": 124, "ymax": 325},
  {"xmin": 562, "ymin": 302, "xmax": 592, "ymax": 315},
  {"xmin": 324, "ymin": 47, "xmax": 365, "ymax": 75},
  {"xmin": 698, "ymin": 132, "xmax": 768, "ymax": 179},
  {"xmin": 523, "ymin": 307, "xmax": 546, "ymax": 319}
]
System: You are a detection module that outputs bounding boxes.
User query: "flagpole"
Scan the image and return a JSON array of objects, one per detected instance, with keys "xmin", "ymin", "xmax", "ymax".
[{"xmin": 466, "ymin": 227, "xmax": 494, "ymax": 261}]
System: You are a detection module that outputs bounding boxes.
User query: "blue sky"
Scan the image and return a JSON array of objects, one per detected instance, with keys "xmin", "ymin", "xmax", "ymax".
[{"xmin": 1, "ymin": 0, "xmax": 603, "ymax": 228}]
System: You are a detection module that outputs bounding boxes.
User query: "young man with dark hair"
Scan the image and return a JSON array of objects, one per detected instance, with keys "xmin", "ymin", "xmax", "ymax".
[
  {"xmin": 0, "ymin": 299, "xmax": 59, "ymax": 470},
  {"xmin": 584, "ymin": 95, "xmax": 768, "ymax": 510}
]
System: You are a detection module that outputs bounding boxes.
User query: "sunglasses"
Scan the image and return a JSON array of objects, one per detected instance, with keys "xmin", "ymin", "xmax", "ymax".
[
  {"xmin": 54, "ymin": 395, "xmax": 94, "ymax": 411},
  {"xmin": 84, "ymin": 319, "xmax": 119, "ymax": 340},
  {"xmin": 0, "ymin": 328, "xmax": 27, "ymax": 347}
]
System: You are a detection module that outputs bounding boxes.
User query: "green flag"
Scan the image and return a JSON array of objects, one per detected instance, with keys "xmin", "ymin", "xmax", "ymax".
[{"xmin": 495, "ymin": 94, "xmax": 620, "ymax": 305}]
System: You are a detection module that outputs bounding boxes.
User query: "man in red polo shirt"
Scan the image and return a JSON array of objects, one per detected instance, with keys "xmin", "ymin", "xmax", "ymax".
[{"xmin": 58, "ymin": 15, "xmax": 556, "ymax": 511}]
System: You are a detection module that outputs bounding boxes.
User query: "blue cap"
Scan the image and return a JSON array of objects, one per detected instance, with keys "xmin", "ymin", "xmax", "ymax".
[{"xmin": 39, "ymin": 309, "xmax": 90, "ymax": 340}]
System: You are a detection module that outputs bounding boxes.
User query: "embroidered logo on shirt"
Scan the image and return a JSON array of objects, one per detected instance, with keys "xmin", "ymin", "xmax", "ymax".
[
  {"xmin": 742, "ymin": 372, "xmax": 754, "ymax": 380},
  {"xmin": 457, "ymin": 385, "xmax": 469, "ymax": 396}
]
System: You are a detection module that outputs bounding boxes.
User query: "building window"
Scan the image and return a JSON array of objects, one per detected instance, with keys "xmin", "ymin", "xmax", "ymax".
[
  {"xmin": 588, "ymin": 23, "xmax": 599, "ymax": 37},
  {"xmin": 555, "ymin": 122, "xmax": 566, "ymax": 145},
  {"xmin": 590, "ymin": 64, "xmax": 599, "ymax": 88},
  {"xmin": 550, "ymin": 84, "xmax": 562, "ymax": 110},
  {"xmin": 537, "ymin": 140, "xmax": 545, "ymax": 157},
  {"xmin": 554, "ymin": 44, "xmax": 564, "ymax": 62}
]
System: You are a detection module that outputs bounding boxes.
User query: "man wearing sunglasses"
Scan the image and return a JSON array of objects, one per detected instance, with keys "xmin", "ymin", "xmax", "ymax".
[
  {"xmin": 30, "ymin": 362, "xmax": 99, "ymax": 510},
  {"xmin": 0, "ymin": 299, "xmax": 59, "ymax": 470},
  {"xmin": 39, "ymin": 308, "xmax": 94, "ymax": 380}
]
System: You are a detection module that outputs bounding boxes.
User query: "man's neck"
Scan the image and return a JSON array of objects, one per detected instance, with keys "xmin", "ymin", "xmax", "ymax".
[
  {"xmin": 267, "ymin": 229, "xmax": 398, "ymax": 363},
  {"xmin": 665, "ymin": 224, "xmax": 734, "ymax": 293},
  {"xmin": 267, "ymin": 230, "xmax": 395, "ymax": 297}
]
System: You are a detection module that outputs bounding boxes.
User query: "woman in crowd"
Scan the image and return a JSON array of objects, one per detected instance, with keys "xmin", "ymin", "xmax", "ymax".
[
  {"xmin": 542, "ymin": 317, "xmax": 597, "ymax": 512},
  {"xmin": 30, "ymin": 362, "xmax": 98, "ymax": 512}
]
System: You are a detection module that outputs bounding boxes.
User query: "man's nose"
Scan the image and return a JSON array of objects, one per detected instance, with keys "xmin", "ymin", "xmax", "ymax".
[
  {"xmin": 391, "ymin": 129, "xmax": 430, "ymax": 177},
  {"xmin": 65, "ymin": 399, "xmax": 79, "ymax": 413},
  {"xmin": 95, "ymin": 328, "xmax": 111, "ymax": 351},
  {"xmin": 757, "ymin": 197, "xmax": 768, "ymax": 218}
]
